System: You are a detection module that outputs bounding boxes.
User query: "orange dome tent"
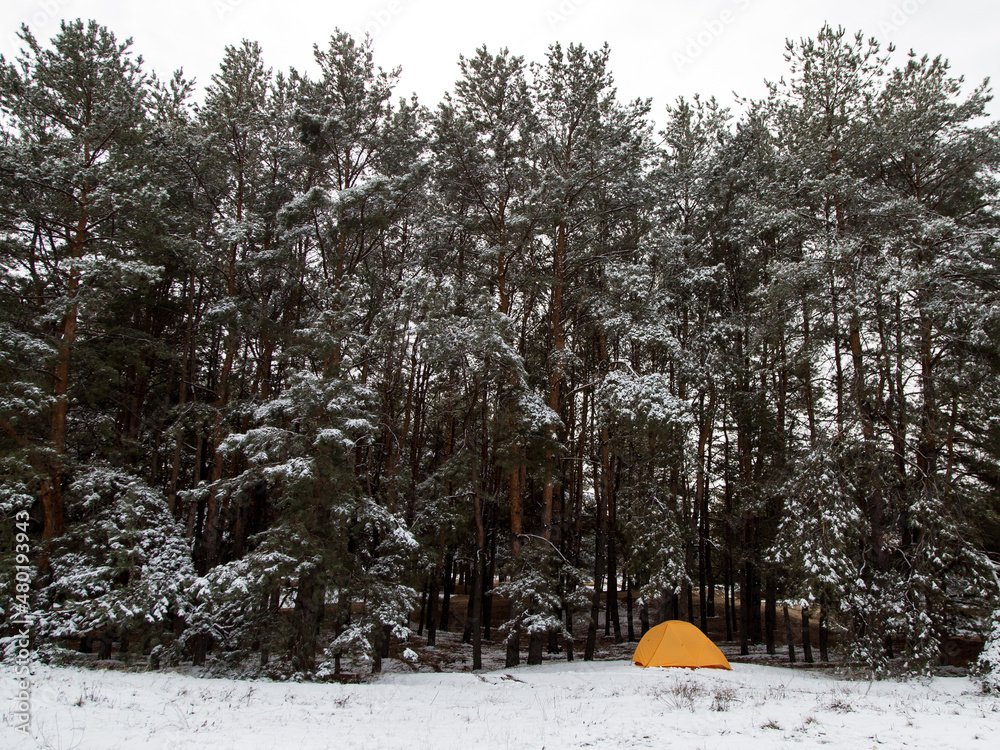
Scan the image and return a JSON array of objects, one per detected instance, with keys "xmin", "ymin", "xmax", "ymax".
[{"xmin": 632, "ymin": 620, "xmax": 732, "ymax": 670}]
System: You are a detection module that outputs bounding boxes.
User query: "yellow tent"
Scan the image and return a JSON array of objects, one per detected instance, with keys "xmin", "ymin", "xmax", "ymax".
[{"xmin": 632, "ymin": 620, "xmax": 732, "ymax": 670}]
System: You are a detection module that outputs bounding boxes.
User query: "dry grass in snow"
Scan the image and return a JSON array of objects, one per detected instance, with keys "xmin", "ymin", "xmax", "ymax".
[{"xmin": 3, "ymin": 658, "xmax": 1000, "ymax": 749}]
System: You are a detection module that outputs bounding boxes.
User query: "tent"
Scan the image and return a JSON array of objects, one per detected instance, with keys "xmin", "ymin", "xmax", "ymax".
[{"xmin": 632, "ymin": 620, "xmax": 732, "ymax": 670}]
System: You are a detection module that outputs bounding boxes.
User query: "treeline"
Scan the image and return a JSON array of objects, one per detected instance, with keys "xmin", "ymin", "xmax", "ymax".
[{"xmin": 1, "ymin": 19, "xmax": 998, "ymax": 676}]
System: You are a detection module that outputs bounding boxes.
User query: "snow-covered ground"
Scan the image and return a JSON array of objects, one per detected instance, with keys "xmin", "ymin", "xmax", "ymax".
[{"xmin": 2, "ymin": 660, "xmax": 998, "ymax": 749}]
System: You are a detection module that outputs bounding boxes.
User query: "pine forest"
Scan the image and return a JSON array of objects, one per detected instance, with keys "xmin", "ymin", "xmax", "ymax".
[{"xmin": 2, "ymin": 19, "xmax": 1000, "ymax": 681}]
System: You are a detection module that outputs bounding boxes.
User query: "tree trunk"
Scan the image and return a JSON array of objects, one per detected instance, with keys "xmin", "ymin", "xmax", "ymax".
[
  {"xmin": 542, "ymin": 221, "xmax": 568, "ymax": 540},
  {"xmin": 548, "ymin": 616, "xmax": 560, "ymax": 655},
  {"xmin": 819, "ymin": 596, "xmax": 829, "ymax": 662},
  {"xmin": 750, "ymin": 570, "xmax": 762, "ymax": 644},
  {"xmin": 291, "ymin": 569, "xmax": 325, "ymax": 673},
  {"xmin": 470, "ymin": 484, "xmax": 486, "ymax": 670},
  {"xmin": 426, "ymin": 567, "xmax": 440, "ymax": 647},
  {"xmin": 462, "ymin": 584, "xmax": 475, "ymax": 645},
  {"xmin": 765, "ymin": 574, "xmax": 776, "ymax": 655},
  {"xmin": 606, "ymin": 533, "xmax": 622, "ymax": 643},
  {"xmin": 506, "ymin": 456, "xmax": 523, "ymax": 666},
  {"xmin": 417, "ymin": 581, "xmax": 428, "ymax": 636},
  {"xmin": 439, "ymin": 552, "xmax": 453, "ymax": 631},
  {"xmin": 585, "ymin": 426, "xmax": 609, "ymax": 661},
  {"xmin": 801, "ymin": 606, "xmax": 814, "ymax": 664},
  {"xmin": 44, "ymin": 200, "xmax": 91, "ymax": 545},
  {"xmin": 696, "ymin": 386, "xmax": 715, "ymax": 632},
  {"xmin": 705, "ymin": 532, "xmax": 715, "ymax": 618},
  {"xmin": 724, "ymin": 555, "xmax": 733, "ymax": 642},
  {"xmin": 626, "ymin": 575, "xmax": 635, "ymax": 642},
  {"xmin": 802, "ymin": 299, "xmax": 818, "ymax": 446},
  {"xmin": 730, "ymin": 580, "xmax": 739, "ymax": 640},
  {"xmin": 527, "ymin": 631, "xmax": 544, "ymax": 665},
  {"xmin": 830, "ymin": 277, "xmax": 845, "ymax": 433},
  {"xmin": 372, "ymin": 627, "xmax": 383, "ymax": 674},
  {"xmin": 564, "ymin": 603, "xmax": 574, "ymax": 661},
  {"xmin": 505, "ymin": 629, "xmax": 521, "ymax": 668},
  {"xmin": 381, "ymin": 623, "xmax": 392, "ymax": 660},
  {"xmin": 484, "ymin": 504, "xmax": 496, "ymax": 641},
  {"xmin": 783, "ymin": 604, "xmax": 796, "ymax": 664},
  {"xmin": 98, "ymin": 629, "xmax": 115, "ymax": 661},
  {"xmin": 199, "ymin": 314, "xmax": 239, "ymax": 573},
  {"xmin": 190, "ymin": 633, "xmax": 209, "ymax": 667},
  {"xmin": 168, "ymin": 276, "xmax": 197, "ymax": 519},
  {"xmin": 639, "ymin": 573, "xmax": 650, "ymax": 637},
  {"xmin": 739, "ymin": 576, "xmax": 749, "ymax": 656}
]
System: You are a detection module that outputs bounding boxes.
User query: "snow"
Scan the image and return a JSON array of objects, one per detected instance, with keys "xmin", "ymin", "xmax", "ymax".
[{"xmin": 3, "ymin": 660, "xmax": 998, "ymax": 749}]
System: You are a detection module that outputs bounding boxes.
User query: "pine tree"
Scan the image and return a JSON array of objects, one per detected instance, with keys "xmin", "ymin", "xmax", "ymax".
[
  {"xmin": 872, "ymin": 51, "xmax": 1000, "ymax": 671},
  {"xmin": 430, "ymin": 45, "xmax": 542, "ymax": 667},
  {"xmin": 0, "ymin": 20, "xmax": 164, "ymax": 550},
  {"xmin": 529, "ymin": 42, "xmax": 654, "ymax": 660},
  {"xmin": 218, "ymin": 31, "xmax": 427, "ymax": 672}
]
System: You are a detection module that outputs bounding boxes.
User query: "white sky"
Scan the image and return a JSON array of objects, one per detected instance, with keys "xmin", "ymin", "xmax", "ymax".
[{"xmin": 2, "ymin": 0, "xmax": 998, "ymax": 122}]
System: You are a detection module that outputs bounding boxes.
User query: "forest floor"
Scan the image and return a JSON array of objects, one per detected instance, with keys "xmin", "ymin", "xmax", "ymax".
[
  {"xmin": 401, "ymin": 591, "xmax": 981, "ymax": 675},
  {"xmin": 3, "ymin": 592, "xmax": 992, "ymax": 748},
  {"xmin": 2, "ymin": 656, "xmax": 998, "ymax": 749}
]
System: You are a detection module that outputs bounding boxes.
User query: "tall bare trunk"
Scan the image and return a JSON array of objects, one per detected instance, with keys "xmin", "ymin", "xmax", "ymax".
[
  {"xmin": 44, "ymin": 196, "xmax": 91, "ymax": 544},
  {"xmin": 585, "ymin": 427, "xmax": 608, "ymax": 661},
  {"xmin": 784, "ymin": 604, "xmax": 796, "ymax": 663},
  {"xmin": 470, "ymin": 488, "xmax": 485, "ymax": 669},
  {"xmin": 291, "ymin": 567, "xmax": 325, "ymax": 673},
  {"xmin": 696, "ymin": 385, "xmax": 715, "ymax": 631},
  {"xmin": 542, "ymin": 221, "xmax": 567, "ymax": 540},
  {"xmin": 801, "ymin": 606, "xmax": 814, "ymax": 663},
  {"xmin": 169, "ymin": 274, "xmax": 197, "ymax": 518}
]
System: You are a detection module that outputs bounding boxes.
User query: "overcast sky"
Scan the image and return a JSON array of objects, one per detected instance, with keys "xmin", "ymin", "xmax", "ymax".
[{"xmin": 2, "ymin": 0, "xmax": 998, "ymax": 120}]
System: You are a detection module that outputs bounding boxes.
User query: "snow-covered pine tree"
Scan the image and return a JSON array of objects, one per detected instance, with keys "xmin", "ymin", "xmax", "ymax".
[
  {"xmin": 429, "ymin": 45, "xmax": 543, "ymax": 667},
  {"xmin": 870, "ymin": 50, "xmax": 1000, "ymax": 673},
  {"xmin": 0, "ymin": 20, "xmax": 166, "ymax": 551},
  {"xmin": 217, "ymin": 31, "xmax": 426, "ymax": 673},
  {"xmin": 763, "ymin": 25, "xmax": 903, "ymax": 671},
  {"xmin": 648, "ymin": 96, "xmax": 734, "ymax": 633},
  {"xmin": 185, "ymin": 39, "xmax": 290, "ymax": 575},
  {"xmin": 530, "ymin": 41, "xmax": 656, "ymax": 660},
  {"xmin": 38, "ymin": 468, "xmax": 193, "ymax": 658}
]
